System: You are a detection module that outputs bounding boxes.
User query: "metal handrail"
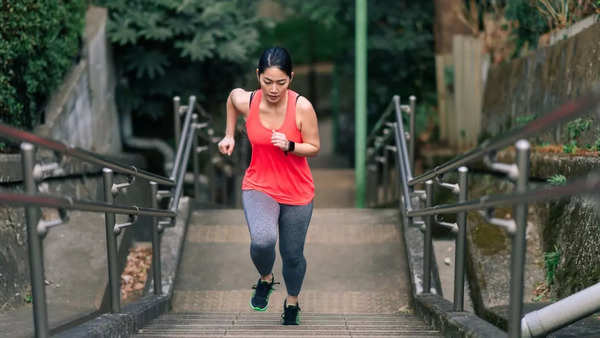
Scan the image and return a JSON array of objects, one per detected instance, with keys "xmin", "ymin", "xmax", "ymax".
[
  {"xmin": 0, "ymin": 192, "xmax": 176, "ymax": 218},
  {"xmin": 367, "ymin": 99, "xmax": 395, "ymax": 145},
  {"xmin": 366, "ymin": 87, "xmax": 600, "ymax": 338},
  {"xmin": 171, "ymin": 96, "xmax": 196, "ymax": 179},
  {"xmin": 408, "ymin": 85, "xmax": 600, "ymax": 186},
  {"xmin": 406, "ymin": 169, "xmax": 600, "ymax": 218},
  {"xmin": 0, "ymin": 95, "xmax": 209, "ymax": 338},
  {"xmin": 0, "ymin": 123, "xmax": 175, "ymax": 186}
]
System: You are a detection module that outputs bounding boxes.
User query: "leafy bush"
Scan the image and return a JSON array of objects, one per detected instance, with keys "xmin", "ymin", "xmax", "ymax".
[
  {"xmin": 504, "ymin": 0, "xmax": 549, "ymax": 56},
  {"xmin": 96, "ymin": 0, "xmax": 261, "ymax": 123},
  {"xmin": 0, "ymin": 1, "xmax": 86, "ymax": 129},
  {"xmin": 547, "ymin": 174, "xmax": 566, "ymax": 185},
  {"xmin": 285, "ymin": 0, "xmax": 436, "ymax": 130},
  {"xmin": 566, "ymin": 118, "xmax": 591, "ymax": 140},
  {"xmin": 563, "ymin": 139, "xmax": 577, "ymax": 154}
]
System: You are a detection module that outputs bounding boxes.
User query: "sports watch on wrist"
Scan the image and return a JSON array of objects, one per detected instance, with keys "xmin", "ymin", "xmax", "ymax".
[{"xmin": 285, "ymin": 141, "xmax": 295, "ymax": 155}]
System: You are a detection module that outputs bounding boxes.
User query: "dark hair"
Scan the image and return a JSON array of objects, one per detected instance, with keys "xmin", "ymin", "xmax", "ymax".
[{"xmin": 257, "ymin": 47, "xmax": 293, "ymax": 78}]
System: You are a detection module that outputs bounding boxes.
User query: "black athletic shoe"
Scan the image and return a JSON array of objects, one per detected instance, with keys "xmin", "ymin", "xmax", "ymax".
[
  {"xmin": 250, "ymin": 277, "xmax": 279, "ymax": 311},
  {"xmin": 281, "ymin": 300, "xmax": 301, "ymax": 325}
]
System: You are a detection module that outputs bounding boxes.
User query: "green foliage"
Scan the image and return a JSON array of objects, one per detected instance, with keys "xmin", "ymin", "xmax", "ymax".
[
  {"xmin": 547, "ymin": 174, "xmax": 566, "ymax": 185},
  {"xmin": 594, "ymin": 137, "xmax": 600, "ymax": 151},
  {"xmin": 563, "ymin": 140, "xmax": 577, "ymax": 154},
  {"xmin": 516, "ymin": 113, "xmax": 537, "ymax": 126},
  {"xmin": 97, "ymin": 0, "xmax": 260, "ymax": 120},
  {"xmin": 504, "ymin": 0, "xmax": 549, "ymax": 56},
  {"xmin": 566, "ymin": 118, "xmax": 592, "ymax": 140},
  {"xmin": 544, "ymin": 246, "xmax": 561, "ymax": 285},
  {"xmin": 257, "ymin": 16, "xmax": 347, "ymax": 65},
  {"xmin": 0, "ymin": 1, "xmax": 86, "ymax": 129},
  {"xmin": 285, "ymin": 0, "xmax": 436, "ymax": 133}
]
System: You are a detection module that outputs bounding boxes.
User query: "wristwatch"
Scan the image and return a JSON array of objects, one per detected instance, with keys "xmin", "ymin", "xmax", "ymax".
[{"xmin": 285, "ymin": 141, "xmax": 295, "ymax": 155}]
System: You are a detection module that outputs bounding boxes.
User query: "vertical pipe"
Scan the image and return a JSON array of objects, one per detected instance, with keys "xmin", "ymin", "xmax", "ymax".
[
  {"xmin": 382, "ymin": 147, "xmax": 390, "ymax": 204},
  {"xmin": 173, "ymin": 97, "xmax": 181, "ymax": 150},
  {"xmin": 509, "ymin": 139, "xmax": 530, "ymax": 338},
  {"xmin": 208, "ymin": 140, "xmax": 216, "ymax": 203},
  {"xmin": 409, "ymin": 96, "xmax": 416, "ymax": 176},
  {"xmin": 355, "ymin": 0, "xmax": 367, "ymax": 208},
  {"xmin": 22, "ymin": 143, "xmax": 48, "ymax": 338},
  {"xmin": 192, "ymin": 116, "xmax": 200, "ymax": 199},
  {"xmin": 423, "ymin": 180, "xmax": 434, "ymax": 293},
  {"xmin": 454, "ymin": 166, "xmax": 469, "ymax": 311},
  {"xmin": 366, "ymin": 163, "xmax": 373, "ymax": 206},
  {"xmin": 221, "ymin": 170, "xmax": 228, "ymax": 205},
  {"xmin": 150, "ymin": 182, "xmax": 162, "ymax": 295},
  {"xmin": 332, "ymin": 65, "xmax": 340, "ymax": 152},
  {"xmin": 103, "ymin": 168, "xmax": 120, "ymax": 313}
]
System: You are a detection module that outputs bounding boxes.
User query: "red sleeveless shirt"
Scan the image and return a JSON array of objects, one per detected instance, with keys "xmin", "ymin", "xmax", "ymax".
[{"xmin": 241, "ymin": 89, "xmax": 315, "ymax": 205}]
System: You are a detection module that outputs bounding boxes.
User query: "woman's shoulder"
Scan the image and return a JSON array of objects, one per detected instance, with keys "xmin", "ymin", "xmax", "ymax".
[
  {"xmin": 230, "ymin": 88, "xmax": 257, "ymax": 114},
  {"xmin": 294, "ymin": 93, "xmax": 315, "ymax": 115}
]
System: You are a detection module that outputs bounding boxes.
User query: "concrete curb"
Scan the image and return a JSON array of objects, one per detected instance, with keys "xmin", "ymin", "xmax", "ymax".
[
  {"xmin": 58, "ymin": 197, "xmax": 191, "ymax": 338},
  {"xmin": 400, "ymin": 215, "xmax": 507, "ymax": 337},
  {"xmin": 58, "ymin": 295, "xmax": 168, "ymax": 338},
  {"xmin": 414, "ymin": 294, "xmax": 506, "ymax": 338}
]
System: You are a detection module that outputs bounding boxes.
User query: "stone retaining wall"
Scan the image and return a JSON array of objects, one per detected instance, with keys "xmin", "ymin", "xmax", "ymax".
[
  {"xmin": 0, "ymin": 6, "xmax": 125, "ymax": 312},
  {"xmin": 465, "ymin": 20, "xmax": 600, "ymax": 321}
]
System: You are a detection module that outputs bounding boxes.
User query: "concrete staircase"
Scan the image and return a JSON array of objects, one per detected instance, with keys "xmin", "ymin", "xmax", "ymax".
[
  {"xmin": 136, "ymin": 312, "xmax": 441, "ymax": 337},
  {"xmin": 133, "ymin": 207, "xmax": 441, "ymax": 337}
]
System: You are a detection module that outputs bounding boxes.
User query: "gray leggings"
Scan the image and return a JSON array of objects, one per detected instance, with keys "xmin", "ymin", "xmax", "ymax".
[{"xmin": 242, "ymin": 190, "xmax": 313, "ymax": 296}]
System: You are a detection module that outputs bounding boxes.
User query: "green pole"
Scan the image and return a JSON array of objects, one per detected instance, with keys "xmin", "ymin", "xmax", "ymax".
[
  {"xmin": 332, "ymin": 65, "xmax": 340, "ymax": 153},
  {"xmin": 355, "ymin": 0, "xmax": 367, "ymax": 208}
]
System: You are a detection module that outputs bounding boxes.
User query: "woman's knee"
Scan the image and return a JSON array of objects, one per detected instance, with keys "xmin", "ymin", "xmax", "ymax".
[
  {"xmin": 251, "ymin": 236, "xmax": 277, "ymax": 253},
  {"xmin": 281, "ymin": 252, "xmax": 305, "ymax": 267}
]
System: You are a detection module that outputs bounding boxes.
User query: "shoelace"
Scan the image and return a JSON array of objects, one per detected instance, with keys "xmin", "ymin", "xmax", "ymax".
[{"xmin": 252, "ymin": 280, "xmax": 280, "ymax": 297}]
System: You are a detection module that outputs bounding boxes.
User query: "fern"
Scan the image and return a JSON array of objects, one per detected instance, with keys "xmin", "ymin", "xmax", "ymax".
[{"xmin": 96, "ymin": 0, "xmax": 260, "ymax": 120}]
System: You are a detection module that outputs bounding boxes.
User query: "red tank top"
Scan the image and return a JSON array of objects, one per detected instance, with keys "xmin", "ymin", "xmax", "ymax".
[{"xmin": 242, "ymin": 89, "xmax": 315, "ymax": 205}]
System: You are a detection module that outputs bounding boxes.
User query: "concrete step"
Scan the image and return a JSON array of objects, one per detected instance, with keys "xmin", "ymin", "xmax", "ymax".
[
  {"xmin": 189, "ymin": 208, "xmax": 400, "ymax": 227},
  {"xmin": 135, "ymin": 312, "xmax": 442, "ymax": 337}
]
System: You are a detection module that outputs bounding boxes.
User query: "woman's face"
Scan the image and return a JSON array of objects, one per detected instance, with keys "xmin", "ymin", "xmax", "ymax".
[{"xmin": 257, "ymin": 66, "xmax": 293, "ymax": 104}]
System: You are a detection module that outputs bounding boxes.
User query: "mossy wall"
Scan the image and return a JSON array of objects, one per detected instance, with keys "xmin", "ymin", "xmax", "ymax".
[
  {"xmin": 481, "ymin": 22, "xmax": 600, "ymax": 147},
  {"xmin": 473, "ymin": 20, "xmax": 600, "ymax": 307}
]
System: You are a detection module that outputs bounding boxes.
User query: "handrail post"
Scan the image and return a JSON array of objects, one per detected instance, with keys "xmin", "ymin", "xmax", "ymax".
[
  {"xmin": 454, "ymin": 166, "xmax": 469, "ymax": 311},
  {"xmin": 150, "ymin": 181, "xmax": 162, "ymax": 295},
  {"xmin": 509, "ymin": 140, "xmax": 530, "ymax": 338},
  {"xmin": 173, "ymin": 96, "xmax": 181, "ymax": 149},
  {"xmin": 392, "ymin": 121, "xmax": 412, "ymax": 212},
  {"xmin": 409, "ymin": 96, "xmax": 416, "ymax": 177},
  {"xmin": 192, "ymin": 115, "xmax": 200, "ymax": 199},
  {"xmin": 423, "ymin": 180, "xmax": 434, "ymax": 293},
  {"xmin": 221, "ymin": 170, "xmax": 228, "ymax": 205},
  {"xmin": 382, "ymin": 144, "xmax": 390, "ymax": 204},
  {"xmin": 22, "ymin": 143, "xmax": 49, "ymax": 338},
  {"xmin": 208, "ymin": 137, "xmax": 217, "ymax": 203},
  {"xmin": 103, "ymin": 168, "xmax": 120, "ymax": 312}
]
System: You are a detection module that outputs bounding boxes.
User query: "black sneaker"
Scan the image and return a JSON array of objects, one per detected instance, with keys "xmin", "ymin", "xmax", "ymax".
[
  {"xmin": 281, "ymin": 300, "xmax": 301, "ymax": 325},
  {"xmin": 250, "ymin": 277, "xmax": 279, "ymax": 311}
]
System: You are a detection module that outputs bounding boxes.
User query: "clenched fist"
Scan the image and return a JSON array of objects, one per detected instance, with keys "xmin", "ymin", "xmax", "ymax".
[
  {"xmin": 271, "ymin": 130, "xmax": 289, "ymax": 151},
  {"xmin": 218, "ymin": 136, "xmax": 235, "ymax": 156}
]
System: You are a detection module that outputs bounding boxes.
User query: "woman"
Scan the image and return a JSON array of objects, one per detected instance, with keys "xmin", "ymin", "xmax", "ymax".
[{"xmin": 218, "ymin": 47, "xmax": 319, "ymax": 325}]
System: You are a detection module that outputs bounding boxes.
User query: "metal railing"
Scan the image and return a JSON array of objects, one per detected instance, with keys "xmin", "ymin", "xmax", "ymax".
[
  {"xmin": 366, "ymin": 86, "xmax": 600, "ymax": 338},
  {"xmin": 174, "ymin": 97, "xmax": 249, "ymax": 207},
  {"xmin": 0, "ymin": 95, "xmax": 227, "ymax": 338}
]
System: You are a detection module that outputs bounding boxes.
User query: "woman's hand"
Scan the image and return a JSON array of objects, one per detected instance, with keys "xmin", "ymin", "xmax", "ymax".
[
  {"xmin": 218, "ymin": 136, "xmax": 235, "ymax": 156},
  {"xmin": 271, "ymin": 130, "xmax": 290, "ymax": 152}
]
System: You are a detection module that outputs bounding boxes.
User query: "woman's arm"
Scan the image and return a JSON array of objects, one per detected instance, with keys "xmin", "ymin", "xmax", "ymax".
[
  {"xmin": 219, "ymin": 88, "xmax": 251, "ymax": 155},
  {"xmin": 271, "ymin": 96, "xmax": 320, "ymax": 157}
]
